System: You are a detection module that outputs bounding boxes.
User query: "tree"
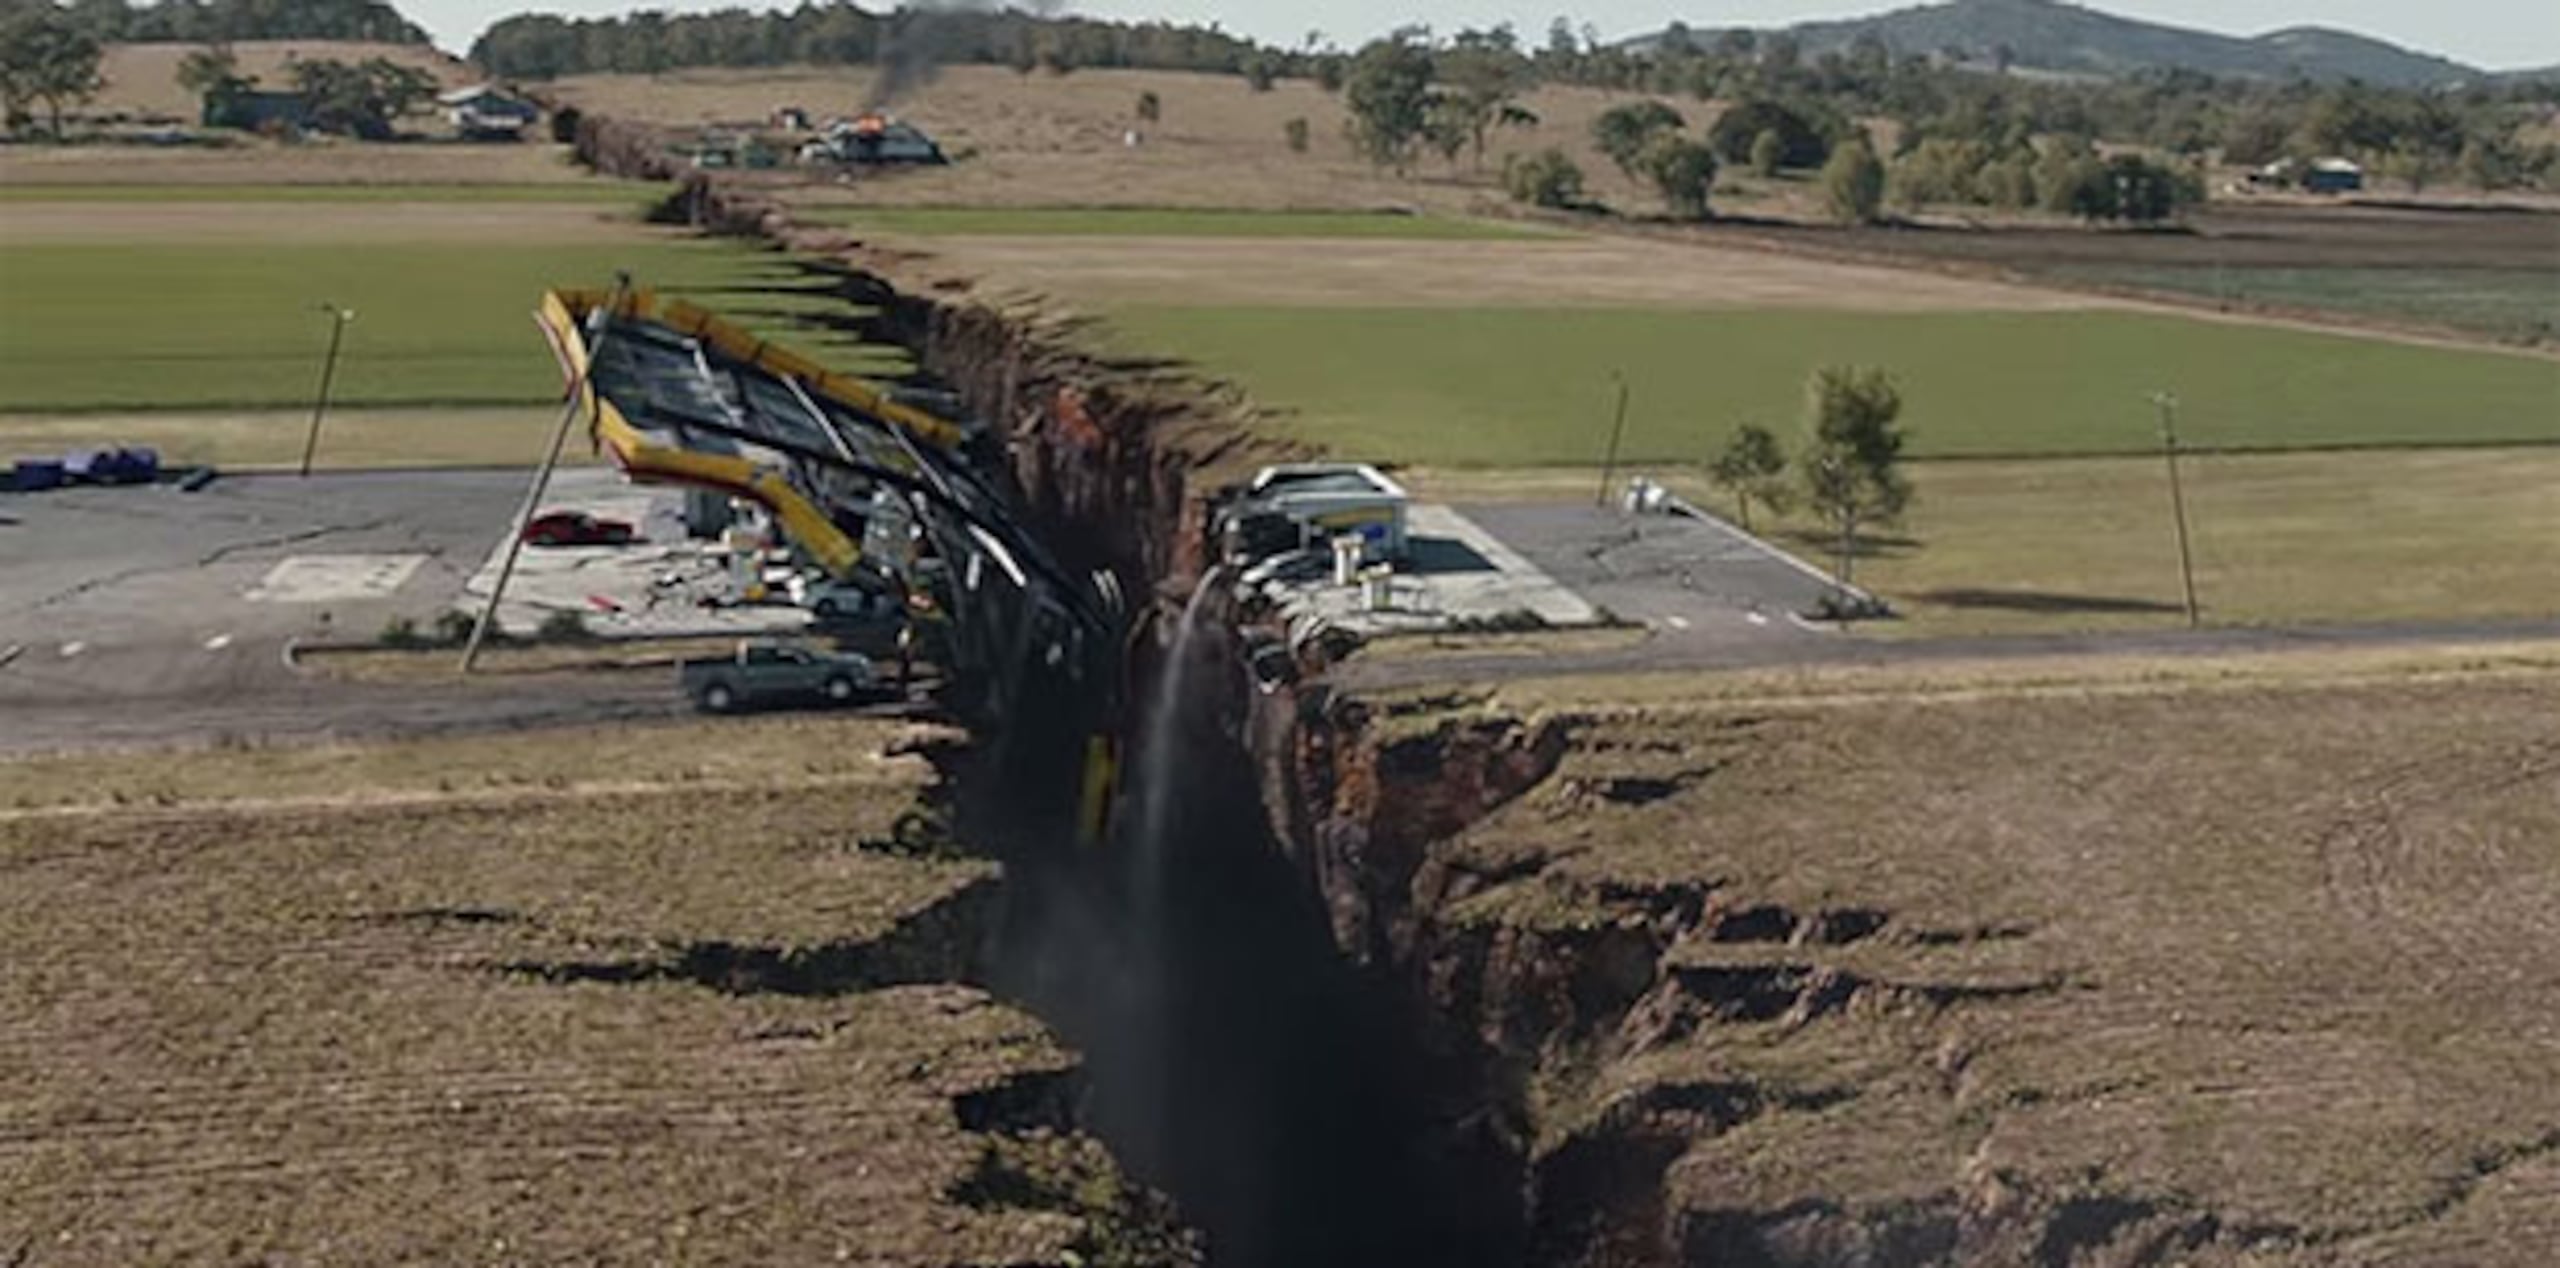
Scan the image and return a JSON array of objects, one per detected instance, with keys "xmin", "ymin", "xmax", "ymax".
[
  {"xmin": 1799, "ymin": 367, "xmax": 1910, "ymax": 586},
  {"xmin": 1283, "ymin": 115, "xmax": 1309, "ymax": 154},
  {"xmin": 1708, "ymin": 423, "xmax": 1790, "ymax": 531},
  {"xmin": 1134, "ymin": 89, "xmax": 1160, "ymax": 122},
  {"xmin": 1435, "ymin": 25, "xmax": 1529, "ymax": 168},
  {"xmin": 2382, "ymin": 141, "xmax": 2448, "ymax": 193},
  {"xmin": 2034, "ymin": 135, "xmax": 2102, "ymax": 215},
  {"xmin": 289, "ymin": 56, "xmax": 434, "ymax": 139},
  {"xmin": 0, "ymin": 8, "xmax": 104, "ymax": 140},
  {"xmin": 1591, "ymin": 98, "xmax": 1684, "ymax": 180},
  {"xmin": 1638, "ymin": 133, "xmax": 1718, "ymax": 219},
  {"xmin": 1749, "ymin": 128, "xmax": 1784, "ymax": 177},
  {"xmin": 1710, "ymin": 98, "xmax": 1828, "ymax": 169},
  {"xmin": 1342, "ymin": 28, "xmax": 1434, "ymax": 172},
  {"xmin": 1504, "ymin": 146, "xmax": 1583, "ymax": 208},
  {"xmin": 1821, "ymin": 138, "xmax": 1885, "ymax": 224},
  {"xmin": 176, "ymin": 41, "xmax": 252, "ymax": 100}
]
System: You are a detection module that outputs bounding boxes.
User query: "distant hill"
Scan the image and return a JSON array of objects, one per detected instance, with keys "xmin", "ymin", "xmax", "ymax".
[{"xmin": 1640, "ymin": 0, "xmax": 2483, "ymax": 88}]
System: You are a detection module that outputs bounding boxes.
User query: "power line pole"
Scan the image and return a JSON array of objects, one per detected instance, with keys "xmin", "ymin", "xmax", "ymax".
[
  {"xmin": 1595, "ymin": 372, "xmax": 1630, "ymax": 508},
  {"xmin": 2153, "ymin": 391, "xmax": 2200, "ymax": 629},
  {"xmin": 462, "ymin": 276, "xmax": 631, "ymax": 674},
  {"xmin": 299, "ymin": 304, "xmax": 354, "ymax": 478}
]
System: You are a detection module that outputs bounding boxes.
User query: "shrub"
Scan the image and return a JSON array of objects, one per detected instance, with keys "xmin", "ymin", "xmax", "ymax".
[
  {"xmin": 1750, "ymin": 127, "xmax": 1785, "ymax": 177},
  {"xmin": 432, "ymin": 609, "xmax": 478, "ymax": 645},
  {"xmin": 536, "ymin": 609, "xmax": 590, "ymax": 642},
  {"xmin": 1592, "ymin": 99, "xmax": 1686, "ymax": 179},
  {"xmin": 1709, "ymin": 99, "xmax": 1830, "ymax": 169},
  {"xmin": 1503, "ymin": 146, "xmax": 1584, "ymax": 208},
  {"xmin": 1284, "ymin": 116, "xmax": 1309, "ymax": 153},
  {"xmin": 1134, "ymin": 90, "xmax": 1161, "ymax": 123},
  {"xmin": 1639, "ymin": 134, "xmax": 1719, "ymax": 219},
  {"xmin": 1822, "ymin": 140, "xmax": 1886, "ymax": 224},
  {"xmin": 378, "ymin": 616, "xmax": 425, "ymax": 648}
]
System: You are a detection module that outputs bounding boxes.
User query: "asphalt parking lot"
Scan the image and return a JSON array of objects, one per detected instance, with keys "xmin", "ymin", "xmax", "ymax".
[
  {"xmin": 1454, "ymin": 501, "xmax": 1841, "ymax": 651},
  {"xmin": 0, "ymin": 469, "xmax": 527, "ymax": 708}
]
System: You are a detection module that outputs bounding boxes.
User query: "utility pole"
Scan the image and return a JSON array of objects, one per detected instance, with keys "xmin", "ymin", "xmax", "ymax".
[
  {"xmin": 2153, "ymin": 391, "xmax": 2200, "ymax": 628},
  {"xmin": 299, "ymin": 304, "xmax": 354, "ymax": 478},
  {"xmin": 462, "ymin": 276, "xmax": 630, "ymax": 673},
  {"xmin": 1595, "ymin": 372, "xmax": 1630, "ymax": 508}
]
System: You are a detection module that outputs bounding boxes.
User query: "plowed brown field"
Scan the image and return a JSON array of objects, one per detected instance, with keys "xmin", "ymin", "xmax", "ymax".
[
  {"xmin": 1413, "ymin": 668, "xmax": 2560, "ymax": 1263},
  {"xmin": 0, "ymin": 718, "xmax": 1164, "ymax": 1264}
]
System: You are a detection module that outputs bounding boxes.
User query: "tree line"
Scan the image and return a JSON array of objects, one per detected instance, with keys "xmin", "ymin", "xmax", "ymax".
[
  {"xmin": 468, "ymin": 4, "xmax": 1308, "ymax": 84},
  {"xmin": 9, "ymin": 0, "xmax": 425, "ymax": 44},
  {"xmin": 456, "ymin": 3, "xmax": 2552, "ymax": 196}
]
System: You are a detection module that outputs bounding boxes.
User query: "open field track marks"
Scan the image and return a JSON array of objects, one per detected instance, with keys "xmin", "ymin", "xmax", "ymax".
[
  {"xmin": 0, "ymin": 767, "xmax": 910, "ymax": 824},
  {"xmin": 897, "ymin": 233, "xmax": 2111, "ymax": 312},
  {"xmin": 0, "ymin": 201, "xmax": 656, "ymax": 245}
]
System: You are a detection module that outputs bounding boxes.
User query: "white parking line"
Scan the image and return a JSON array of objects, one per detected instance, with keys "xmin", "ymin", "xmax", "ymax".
[
  {"xmin": 203, "ymin": 633, "xmax": 234, "ymax": 652},
  {"xmin": 1745, "ymin": 611, "xmax": 1771, "ymax": 627},
  {"xmin": 58, "ymin": 641, "xmax": 85, "ymax": 658},
  {"xmin": 1663, "ymin": 615, "xmax": 1693, "ymax": 631},
  {"xmin": 0, "ymin": 644, "xmax": 20, "ymax": 669}
]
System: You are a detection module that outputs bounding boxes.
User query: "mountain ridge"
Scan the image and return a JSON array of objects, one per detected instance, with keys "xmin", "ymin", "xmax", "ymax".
[{"xmin": 1637, "ymin": 0, "xmax": 2485, "ymax": 88}]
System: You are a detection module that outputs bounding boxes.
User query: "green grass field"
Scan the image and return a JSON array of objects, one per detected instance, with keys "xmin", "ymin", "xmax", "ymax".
[
  {"xmin": 0, "ymin": 240, "xmax": 909, "ymax": 412},
  {"xmin": 1415, "ymin": 445, "xmax": 2560, "ymax": 636},
  {"xmin": 0, "ymin": 181, "xmax": 667, "ymax": 204},
  {"xmin": 2057, "ymin": 265, "xmax": 2560, "ymax": 344},
  {"xmin": 1107, "ymin": 306, "xmax": 2560, "ymax": 463},
  {"xmin": 801, "ymin": 206, "xmax": 1552, "ymax": 239},
  {"xmin": 0, "ymin": 407, "xmax": 584, "ymax": 470}
]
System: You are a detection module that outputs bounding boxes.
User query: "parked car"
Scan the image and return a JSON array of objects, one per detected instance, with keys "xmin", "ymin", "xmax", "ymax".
[
  {"xmin": 522, "ymin": 511, "xmax": 638, "ymax": 547},
  {"xmin": 678, "ymin": 640, "xmax": 876, "ymax": 713},
  {"xmin": 789, "ymin": 575, "xmax": 903, "ymax": 621}
]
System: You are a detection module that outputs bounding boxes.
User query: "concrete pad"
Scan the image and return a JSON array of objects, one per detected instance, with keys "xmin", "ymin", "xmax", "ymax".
[
  {"xmin": 454, "ymin": 469, "xmax": 812, "ymax": 639},
  {"xmin": 245, "ymin": 554, "xmax": 426, "ymax": 603},
  {"xmin": 1247, "ymin": 502, "xmax": 1598, "ymax": 641}
]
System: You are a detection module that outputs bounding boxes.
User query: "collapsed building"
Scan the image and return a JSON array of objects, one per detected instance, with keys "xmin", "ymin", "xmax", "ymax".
[{"xmin": 537, "ymin": 287, "xmax": 1119, "ymax": 832}]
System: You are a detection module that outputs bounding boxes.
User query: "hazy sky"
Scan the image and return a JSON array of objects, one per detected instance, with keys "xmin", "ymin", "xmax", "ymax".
[{"xmin": 408, "ymin": 0, "xmax": 2560, "ymax": 71}]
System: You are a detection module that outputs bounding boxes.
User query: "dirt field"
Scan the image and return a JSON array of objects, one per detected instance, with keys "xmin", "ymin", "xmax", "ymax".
[
  {"xmin": 559, "ymin": 64, "xmax": 1683, "ymax": 214},
  {"xmin": 0, "ymin": 141, "xmax": 595, "ymax": 187},
  {"xmin": 0, "ymin": 199, "xmax": 648, "ymax": 244},
  {"xmin": 0, "ymin": 718, "xmax": 1177, "ymax": 1263},
  {"xmin": 1397, "ymin": 666, "xmax": 2560, "ymax": 1262},
  {"xmin": 1684, "ymin": 200, "xmax": 2560, "ymax": 344},
  {"xmin": 87, "ymin": 40, "xmax": 467, "ymax": 123},
  {"xmin": 893, "ymin": 233, "xmax": 2108, "ymax": 312}
]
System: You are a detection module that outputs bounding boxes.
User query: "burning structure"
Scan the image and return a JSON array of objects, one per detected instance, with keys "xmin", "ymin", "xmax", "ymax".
[{"xmin": 801, "ymin": 113, "xmax": 948, "ymax": 166}]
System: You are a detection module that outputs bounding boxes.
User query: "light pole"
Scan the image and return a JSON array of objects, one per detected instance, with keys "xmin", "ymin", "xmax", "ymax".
[
  {"xmin": 2152, "ymin": 391, "xmax": 2200, "ymax": 628},
  {"xmin": 1595, "ymin": 371, "xmax": 1630, "ymax": 508},
  {"xmin": 462, "ymin": 274, "xmax": 632, "ymax": 674},
  {"xmin": 300, "ymin": 303, "xmax": 355, "ymax": 478}
]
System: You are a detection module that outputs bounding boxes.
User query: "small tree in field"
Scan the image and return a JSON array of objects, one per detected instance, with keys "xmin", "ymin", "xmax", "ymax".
[
  {"xmin": 1343, "ymin": 28, "xmax": 1434, "ymax": 172},
  {"xmin": 1799, "ymin": 366, "xmax": 1910, "ymax": 586},
  {"xmin": 1135, "ymin": 90, "xmax": 1161, "ymax": 123},
  {"xmin": 1708, "ymin": 423, "xmax": 1790, "ymax": 531},
  {"xmin": 1749, "ymin": 128, "xmax": 1785, "ymax": 177},
  {"xmin": 1590, "ymin": 98, "xmax": 1684, "ymax": 180},
  {"xmin": 1283, "ymin": 116, "xmax": 1310, "ymax": 153},
  {"xmin": 0, "ymin": 8, "xmax": 103, "ymax": 140},
  {"xmin": 1638, "ymin": 133, "xmax": 1718, "ymax": 219},
  {"xmin": 1822, "ymin": 139, "xmax": 1886, "ymax": 224},
  {"xmin": 1504, "ymin": 146, "xmax": 1583, "ymax": 208}
]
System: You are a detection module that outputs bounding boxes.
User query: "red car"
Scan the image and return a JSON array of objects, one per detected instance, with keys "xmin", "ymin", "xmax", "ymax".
[{"xmin": 522, "ymin": 511, "xmax": 638, "ymax": 547}]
